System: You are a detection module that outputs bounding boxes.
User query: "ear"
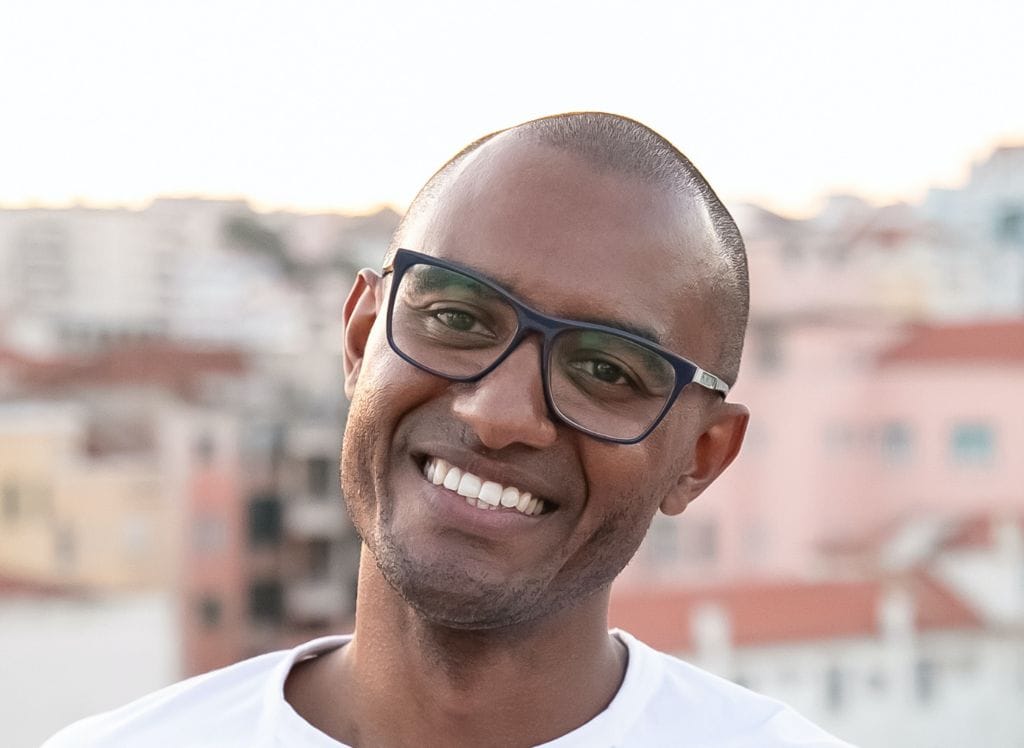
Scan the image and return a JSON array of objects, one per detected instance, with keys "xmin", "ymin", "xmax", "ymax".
[
  {"xmin": 342, "ymin": 269, "xmax": 384, "ymax": 399},
  {"xmin": 659, "ymin": 402, "xmax": 749, "ymax": 516}
]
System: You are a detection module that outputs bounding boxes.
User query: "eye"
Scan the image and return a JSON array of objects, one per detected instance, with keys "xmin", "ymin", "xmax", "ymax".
[
  {"xmin": 568, "ymin": 359, "xmax": 636, "ymax": 388},
  {"xmin": 434, "ymin": 309, "xmax": 479, "ymax": 332},
  {"xmin": 425, "ymin": 305, "xmax": 499, "ymax": 340}
]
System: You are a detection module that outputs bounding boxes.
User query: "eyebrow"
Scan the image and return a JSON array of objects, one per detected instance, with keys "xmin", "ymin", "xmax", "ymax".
[
  {"xmin": 571, "ymin": 315, "xmax": 665, "ymax": 347},
  {"xmin": 499, "ymin": 280, "xmax": 665, "ymax": 347},
  {"xmin": 407, "ymin": 266, "xmax": 503, "ymax": 300}
]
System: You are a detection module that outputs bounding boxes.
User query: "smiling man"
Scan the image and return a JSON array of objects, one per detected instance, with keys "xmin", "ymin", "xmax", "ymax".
[{"xmin": 46, "ymin": 113, "xmax": 850, "ymax": 746}]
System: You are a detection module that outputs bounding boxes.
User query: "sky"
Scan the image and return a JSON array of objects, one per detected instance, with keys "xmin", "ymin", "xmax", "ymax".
[{"xmin": 1, "ymin": 0, "xmax": 1022, "ymax": 218}]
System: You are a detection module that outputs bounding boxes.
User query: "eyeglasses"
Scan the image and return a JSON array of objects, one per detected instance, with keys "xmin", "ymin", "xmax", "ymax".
[{"xmin": 380, "ymin": 249, "xmax": 729, "ymax": 444}]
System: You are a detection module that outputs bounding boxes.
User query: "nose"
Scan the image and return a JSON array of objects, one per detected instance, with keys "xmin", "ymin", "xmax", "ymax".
[{"xmin": 450, "ymin": 337, "xmax": 558, "ymax": 450}]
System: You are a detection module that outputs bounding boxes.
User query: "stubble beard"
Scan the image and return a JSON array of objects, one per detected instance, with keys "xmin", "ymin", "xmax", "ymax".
[
  {"xmin": 341, "ymin": 390, "xmax": 661, "ymax": 632},
  {"xmin": 343, "ymin": 431, "xmax": 652, "ymax": 631},
  {"xmin": 341, "ymin": 425, "xmax": 553, "ymax": 628}
]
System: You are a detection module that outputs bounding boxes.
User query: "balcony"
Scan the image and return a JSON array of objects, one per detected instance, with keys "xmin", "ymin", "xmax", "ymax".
[
  {"xmin": 284, "ymin": 495, "xmax": 347, "ymax": 538},
  {"xmin": 286, "ymin": 575, "xmax": 352, "ymax": 622}
]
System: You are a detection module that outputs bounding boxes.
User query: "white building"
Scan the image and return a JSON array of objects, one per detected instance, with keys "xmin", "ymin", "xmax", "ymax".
[
  {"xmin": 0, "ymin": 198, "xmax": 397, "ymax": 357},
  {"xmin": 610, "ymin": 570, "xmax": 1024, "ymax": 748}
]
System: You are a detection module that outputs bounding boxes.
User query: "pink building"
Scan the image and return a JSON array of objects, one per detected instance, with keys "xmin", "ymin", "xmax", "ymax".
[{"xmin": 619, "ymin": 319, "xmax": 1024, "ymax": 585}]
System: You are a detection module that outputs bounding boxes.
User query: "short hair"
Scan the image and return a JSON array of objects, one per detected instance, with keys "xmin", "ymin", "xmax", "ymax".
[{"xmin": 388, "ymin": 112, "xmax": 749, "ymax": 384}]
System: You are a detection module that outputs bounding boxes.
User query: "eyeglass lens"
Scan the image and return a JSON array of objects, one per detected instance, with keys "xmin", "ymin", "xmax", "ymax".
[{"xmin": 390, "ymin": 262, "xmax": 678, "ymax": 440}]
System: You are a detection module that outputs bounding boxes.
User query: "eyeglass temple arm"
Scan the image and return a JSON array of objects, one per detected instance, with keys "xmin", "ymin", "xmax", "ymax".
[{"xmin": 693, "ymin": 367, "xmax": 730, "ymax": 397}]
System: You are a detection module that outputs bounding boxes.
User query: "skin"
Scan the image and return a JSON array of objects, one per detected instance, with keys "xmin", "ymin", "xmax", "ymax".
[{"xmin": 284, "ymin": 134, "xmax": 749, "ymax": 747}]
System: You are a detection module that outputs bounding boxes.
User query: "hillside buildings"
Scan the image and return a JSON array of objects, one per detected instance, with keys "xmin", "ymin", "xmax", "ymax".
[{"xmin": 1, "ymin": 146, "xmax": 1022, "ymax": 746}]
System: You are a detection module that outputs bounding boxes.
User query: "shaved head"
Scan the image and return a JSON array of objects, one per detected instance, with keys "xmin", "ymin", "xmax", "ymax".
[{"xmin": 388, "ymin": 112, "xmax": 749, "ymax": 384}]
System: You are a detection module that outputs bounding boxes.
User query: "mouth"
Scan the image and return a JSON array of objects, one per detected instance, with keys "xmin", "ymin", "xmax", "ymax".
[{"xmin": 420, "ymin": 455, "xmax": 553, "ymax": 517}]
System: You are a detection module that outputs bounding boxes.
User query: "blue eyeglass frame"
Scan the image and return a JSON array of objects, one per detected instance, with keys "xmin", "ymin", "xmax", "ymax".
[{"xmin": 380, "ymin": 248, "xmax": 730, "ymax": 444}]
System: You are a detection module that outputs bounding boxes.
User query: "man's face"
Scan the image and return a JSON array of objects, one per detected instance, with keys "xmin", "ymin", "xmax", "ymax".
[{"xmin": 341, "ymin": 136, "xmax": 738, "ymax": 628}]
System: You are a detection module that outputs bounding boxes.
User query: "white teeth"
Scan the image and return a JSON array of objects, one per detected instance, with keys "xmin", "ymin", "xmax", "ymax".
[
  {"xmin": 443, "ymin": 467, "xmax": 462, "ymax": 491},
  {"xmin": 457, "ymin": 473, "xmax": 482, "ymax": 498},
  {"xmin": 500, "ymin": 486, "xmax": 519, "ymax": 508},
  {"xmin": 423, "ymin": 457, "xmax": 546, "ymax": 517},
  {"xmin": 430, "ymin": 458, "xmax": 447, "ymax": 486},
  {"xmin": 479, "ymin": 481, "xmax": 502, "ymax": 506}
]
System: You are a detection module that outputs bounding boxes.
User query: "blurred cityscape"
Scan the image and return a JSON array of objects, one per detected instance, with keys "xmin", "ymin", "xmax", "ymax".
[{"xmin": 1, "ymin": 146, "xmax": 1022, "ymax": 746}]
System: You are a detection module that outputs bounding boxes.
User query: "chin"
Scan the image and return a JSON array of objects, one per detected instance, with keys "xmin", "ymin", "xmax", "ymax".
[{"xmin": 371, "ymin": 536, "xmax": 552, "ymax": 629}]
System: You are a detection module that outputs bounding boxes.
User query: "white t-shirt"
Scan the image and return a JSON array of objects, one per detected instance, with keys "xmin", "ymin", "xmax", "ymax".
[{"xmin": 44, "ymin": 630, "xmax": 853, "ymax": 747}]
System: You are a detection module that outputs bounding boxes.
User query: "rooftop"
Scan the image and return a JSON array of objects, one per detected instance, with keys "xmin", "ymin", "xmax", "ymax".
[
  {"xmin": 0, "ymin": 574, "xmax": 81, "ymax": 599},
  {"xmin": 878, "ymin": 320, "xmax": 1024, "ymax": 366},
  {"xmin": 5, "ymin": 342, "xmax": 247, "ymax": 400},
  {"xmin": 609, "ymin": 573, "xmax": 982, "ymax": 652}
]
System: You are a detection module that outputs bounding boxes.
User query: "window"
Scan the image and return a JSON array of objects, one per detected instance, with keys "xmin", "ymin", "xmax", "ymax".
[
  {"xmin": 307, "ymin": 456, "xmax": 332, "ymax": 496},
  {"xmin": 950, "ymin": 423, "xmax": 995, "ymax": 466},
  {"xmin": 248, "ymin": 494, "xmax": 282, "ymax": 546},
  {"xmin": 741, "ymin": 419, "xmax": 768, "ymax": 455},
  {"xmin": 742, "ymin": 520, "xmax": 769, "ymax": 563},
  {"xmin": 34, "ymin": 485, "xmax": 53, "ymax": 519},
  {"xmin": 679, "ymin": 519, "xmax": 718, "ymax": 563},
  {"xmin": 54, "ymin": 525, "xmax": 76, "ymax": 569},
  {"xmin": 825, "ymin": 665, "xmax": 845, "ymax": 711},
  {"xmin": 120, "ymin": 515, "xmax": 151, "ymax": 557},
  {"xmin": 193, "ymin": 515, "xmax": 227, "ymax": 553},
  {"xmin": 754, "ymin": 323, "xmax": 783, "ymax": 373},
  {"xmin": 194, "ymin": 433, "xmax": 216, "ymax": 466},
  {"xmin": 249, "ymin": 580, "xmax": 284, "ymax": 624},
  {"xmin": 198, "ymin": 596, "xmax": 222, "ymax": 628},
  {"xmin": 915, "ymin": 658, "xmax": 937, "ymax": 703},
  {"xmin": 997, "ymin": 206, "xmax": 1024, "ymax": 244},
  {"xmin": 824, "ymin": 422, "xmax": 856, "ymax": 456},
  {"xmin": 881, "ymin": 421, "xmax": 912, "ymax": 465},
  {"xmin": 646, "ymin": 518, "xmax": 679, "ymax": 564},
  {"xmin": 308, "ymin": 539, "xmax": 332, "ymax": 579},
  {"xmin": 2, "ymin": 482, "xmax": 20, "ymax": 521}
]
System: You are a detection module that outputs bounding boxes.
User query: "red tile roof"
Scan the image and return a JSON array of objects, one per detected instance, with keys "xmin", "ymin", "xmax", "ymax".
[
  {"xmin": 0, "ymin": 574, "xmax": 80, "ymax": 598},
  {"xmin": 9, "ymin": 342, "xmax": 247, "ymax": 399},
  {"xmin": 878, "ymin": 321, "xmax": 1024, "ymax": 365},
  {"xmin": 609, "ymin": 574, "xmax": 982, "ymax": 652},
  {"xmin": 939, "ymin": 514, "xmax": 1024, "ymax": 551},
  {"xmin": 818, "ymin": 512, "xmax": 1024, "ymax": 571}
]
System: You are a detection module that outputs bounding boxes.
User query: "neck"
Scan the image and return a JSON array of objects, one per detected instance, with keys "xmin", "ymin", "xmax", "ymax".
[{"xmin": 289, "ymin": 546, "xmax": 627, "ymax": 747}]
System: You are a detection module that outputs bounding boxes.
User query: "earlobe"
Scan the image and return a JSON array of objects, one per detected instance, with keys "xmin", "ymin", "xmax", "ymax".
[
  {"xmin": 660, "ymin": 403, "xmax": 750, "ymax": 516},
  {"xmin": 342, "ymin": 269, "xmax": 383, "ymax": 399}
]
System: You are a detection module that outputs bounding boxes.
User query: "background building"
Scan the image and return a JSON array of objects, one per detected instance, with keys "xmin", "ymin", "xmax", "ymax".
[{"xmin": 2, "ymin": 146, "xmax": 1022, "ymax": 746}]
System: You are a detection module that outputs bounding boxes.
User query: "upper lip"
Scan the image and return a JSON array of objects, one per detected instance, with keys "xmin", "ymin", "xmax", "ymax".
[{"xmin": 412, "ymin": 445, "xmax": 568, "ymax": 508}]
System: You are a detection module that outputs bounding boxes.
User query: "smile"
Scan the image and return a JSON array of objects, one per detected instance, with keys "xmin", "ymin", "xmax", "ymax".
[{"xmin": 422, "ymin": 456, "xmax": 549, "ymax": 516}]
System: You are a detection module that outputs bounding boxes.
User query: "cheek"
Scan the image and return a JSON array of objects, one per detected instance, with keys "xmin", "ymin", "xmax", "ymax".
[
  {"xmin": 553, "ymin": 479, "xmax": 661, "ymax": 598},
  {"xmin": 582, "ymin": 434, "xmax": 686, "ymax": 504},
  {"xmin": 346, "ymin": 332, "xmax": 455, "ymax": 464},
  {"xmin": 353, "ymin": 328, "xmax": 432, "ymax": 412}
]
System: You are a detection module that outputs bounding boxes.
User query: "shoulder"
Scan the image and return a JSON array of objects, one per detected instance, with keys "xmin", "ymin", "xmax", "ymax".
[
  {"xmin": 611, "ymin": 631, "xmax": 855, "ymax": 747},
  {"xmin": 43, "ymin": 635, "xmax": 351, "ymax": 748}
]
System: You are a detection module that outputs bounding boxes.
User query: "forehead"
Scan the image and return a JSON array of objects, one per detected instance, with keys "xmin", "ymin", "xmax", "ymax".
[{"xmin": 413, "ymin": 137, "xmax": 721, "ymax": 357}]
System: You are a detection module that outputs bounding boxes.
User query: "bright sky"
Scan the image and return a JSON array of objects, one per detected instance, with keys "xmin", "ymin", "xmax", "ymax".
[{"xmin": 2, "ymin": 0, "xmax": 1022, "ymax": 217}]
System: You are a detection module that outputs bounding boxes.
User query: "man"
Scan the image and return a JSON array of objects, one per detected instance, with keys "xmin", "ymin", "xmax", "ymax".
[{"xmin": 47, "ymin": 113, "xmax": 850, "ymax": 746}]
